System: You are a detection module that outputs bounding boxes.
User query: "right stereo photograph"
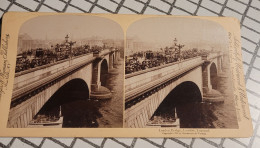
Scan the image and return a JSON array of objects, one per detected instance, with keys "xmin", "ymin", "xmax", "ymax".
[{"xmin": 124, "ymin": 17, "xmax": 238, "ymax": 129}]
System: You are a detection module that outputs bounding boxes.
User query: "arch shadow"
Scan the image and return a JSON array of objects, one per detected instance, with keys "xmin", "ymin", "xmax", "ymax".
[
  {"xmin": 210, "ymin": 62, "xmax": 218, "ymax": 90},
  {"xmin": 151, "ymin": 81, "xmax": 204, "ymax": 128},
  {"xmin": 112, "ymin": 54, "xmax": 115, "ymax": 65},
  {"xmin": 100, "ymin": 59, "xmax": 109, "ymax": 87},
  {"xmin": 33, "ymin": 78, "xmax": 102, "ymax": 128}
]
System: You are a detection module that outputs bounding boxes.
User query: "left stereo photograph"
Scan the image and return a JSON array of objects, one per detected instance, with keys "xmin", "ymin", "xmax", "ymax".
[{"xmin": 7, "ymin": 15, "xmax": 124, "ymax": 128}]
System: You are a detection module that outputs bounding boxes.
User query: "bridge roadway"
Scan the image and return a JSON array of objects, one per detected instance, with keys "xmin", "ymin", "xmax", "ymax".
[
  {"xmin": 124, "ymin": 52, "xmax": 225, "ymax": 128},
  {"xmin": 8, "ymin": 48, "xmax": 120, "ymax": 128}
]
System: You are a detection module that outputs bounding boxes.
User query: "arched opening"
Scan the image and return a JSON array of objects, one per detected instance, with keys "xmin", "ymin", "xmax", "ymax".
[
  {"xmin": 210, "ymin": 63, "xmax": 218, "ymax": 90},
  {"xmin": 33, "ymin": 79, "xmax": 102, "ymax": 128},
  {"xmin": 100, "ymin": 59, "xmax": 109, "ymax": 87},
  {"xmin": 221, "ymin": 57, "xmax": 223, "ymax": 70},
  {"xmin": 112, "ymin": 54, "xmax": 115, "ymax": 66},
  {"xmin": 151, "ymin": 81, "xmax": 203, "ymax": 128}
]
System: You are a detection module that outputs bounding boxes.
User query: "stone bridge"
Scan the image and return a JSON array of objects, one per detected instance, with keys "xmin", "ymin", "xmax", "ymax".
[
  {"xmin": 124, "ymin": 52, "xmax": 225, "ymax": 128},
  {"xmin": 8, "ymin": 48, "xmax": 121, "ymax": 128}
]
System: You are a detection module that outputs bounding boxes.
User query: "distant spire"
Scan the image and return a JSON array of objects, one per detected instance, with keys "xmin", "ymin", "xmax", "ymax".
[
  {"xmin": 173, "ymin": 38, "xmax": 177, "ymax": 47},
  {"xmin": 65, "ymin": 34, "xmax": 69, "ymax": 43}
]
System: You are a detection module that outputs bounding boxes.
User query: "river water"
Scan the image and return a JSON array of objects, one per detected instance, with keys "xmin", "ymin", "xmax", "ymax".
[
  {"xmin": 151, "ymin": 96, "xmax": 238, "ymax": 128},
  {"xmin": 96, "ymin": 59, "xmax": 124, "ymax": 128},
  {"xmin": 150, "ymin": 69, "xmax": 238, "ymax": 129}
]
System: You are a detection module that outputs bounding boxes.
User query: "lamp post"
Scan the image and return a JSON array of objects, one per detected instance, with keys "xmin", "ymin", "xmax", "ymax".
[
  {"xmin": 64, "ymin": 35, "xmax": 76, "ymax": 64},
  {"xmin": 177, "ymin": 44, "xmax": 184, "ymax": 61},
  {"xmin": 173, "ymin": 38, "xmax": 184, "ymax": 61},
  {"xmin": 69, "ymin": 41, "xmax": 76, "ymax": 59}
]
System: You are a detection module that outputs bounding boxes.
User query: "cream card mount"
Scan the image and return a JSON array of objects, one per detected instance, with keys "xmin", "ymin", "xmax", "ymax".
[{"xmin": 0, "ymin": 12, "xmax": 253, "ymax": 137}]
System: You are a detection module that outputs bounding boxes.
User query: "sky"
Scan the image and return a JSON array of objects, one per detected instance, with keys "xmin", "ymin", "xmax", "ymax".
[
  {"xmin": 127, "ymin": 17, "xmax": 229, "ymax": 50},
  {"xmin": 20, "ymin": 16, "xmax": 228, "ymax": 51},
  {"xmin": 19, "ymin": 15, "xmax": 124, "ymax": 40}
]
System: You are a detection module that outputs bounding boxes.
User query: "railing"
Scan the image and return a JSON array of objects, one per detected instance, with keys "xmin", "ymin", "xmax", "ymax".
[
  {"xmin": 93, "ymin": 49, "xmax": 111, "ymax": 57},
  {"xmin": 125, "ymin": 57, "xmax": 204, "ymax": 102},
  {"xmin": 12, "ymin": 55, "xmax": 96, "ymax": 101},
  {"xmin": 13, "ymin": 48, "xmax": 114, "ymax": 90},
  {"xmin": 13, "ymin": 54, "xmax": 94, "ymax": 90},
  {"xmin": 12, "ymin": 49, "xmax": 115, "ymax": 102},
  {"xmin": 12, "ymin": 49, "xmax": 114, "ymax": 101},
  {"xmin": 201, "ymin": 52, "xmax": 223, "ymax": 61}
]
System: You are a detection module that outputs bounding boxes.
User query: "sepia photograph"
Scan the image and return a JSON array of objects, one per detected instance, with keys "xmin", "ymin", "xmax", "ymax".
[
  {"xmin": 7, "ymin": 15, "xmax": 124, "ymax": 128},
  {"xmin": 124, "ymin": 17, "xmax": 238, "ymax": 129},
  {"xmin": 0, "ymin": 12, "xmax": 252, "ymax": 137}
]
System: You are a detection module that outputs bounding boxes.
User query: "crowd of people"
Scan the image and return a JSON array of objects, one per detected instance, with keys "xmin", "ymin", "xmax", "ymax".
[
  {"xmin": 15, "ymin": 44, "xmax": 108, "ymax": 73},
  {"xmin": 125, "ymin": 48, "xmax": 210, "ymax": 74}
]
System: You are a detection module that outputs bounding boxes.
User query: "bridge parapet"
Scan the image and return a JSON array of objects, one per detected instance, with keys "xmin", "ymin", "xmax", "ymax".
[
  {"xmin": 125, "ymin": 57, "xmax": 204, "ymax": 102},
  {"xmin": 202, "ymin": 52, "xmax": 223, "ymax": 62},
  {"xmin": 14, "ymin": 54, "xmax": 94, "ymax": 90},
  {"xmin": 12, "ymin": 54, "xmax": 95, "ymax": 101},
  {"xmin": 93, "ymin": 49, "xmax": 111, "ymax": 58}
]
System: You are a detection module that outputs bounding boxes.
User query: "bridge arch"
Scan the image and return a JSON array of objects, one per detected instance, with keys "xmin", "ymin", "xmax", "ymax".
[
  {"xmin": 34, "ymin": 78, "xmax": 94, "ymax": 127},
  {"xmin": 220, "ymin": 57, "xmax": 223, "ymax": 70},
  {"xmin": 220, "ymin": 56, "xmax": 224, "ymax": 70},
  {"xmin": 113, "ymin": 53, "xmax": 115, "ymax": 65},
  {"xmin": 151, "ymin": 81, "xmax": 203, "ymax": 128},
  {"xmin": 100, "ymin": 59, "xmax": 109, "ymax": 87},
  {"xmin": 209, "ymin": 62, "xmax": 218, "ymax": 90}
]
